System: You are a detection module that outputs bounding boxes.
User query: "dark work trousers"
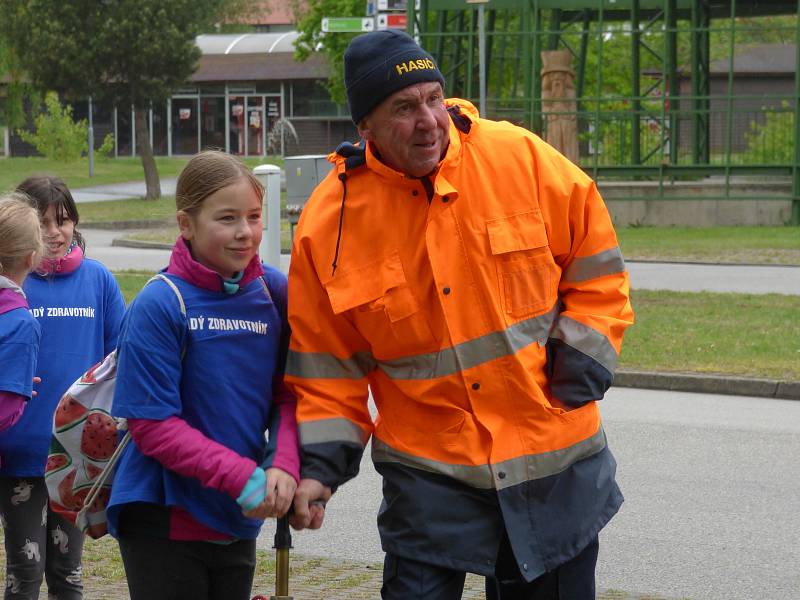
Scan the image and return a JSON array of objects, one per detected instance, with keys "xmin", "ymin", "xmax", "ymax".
[
  {"xmin": 381, "ymin": 533, "xmax": 599, "ymax": 600},
  {"xmin": 0, "ymin": 476, "xmax": 84, "ymax": 600},
  {"xmin": 117, "ymin": 531, "xmax": 256, "ymax": 600}
]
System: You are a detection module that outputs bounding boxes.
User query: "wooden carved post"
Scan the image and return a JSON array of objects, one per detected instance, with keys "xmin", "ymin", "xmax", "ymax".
[{"xmin": 541, "ymin": 50, "xmax": 579, "ymax": 164}]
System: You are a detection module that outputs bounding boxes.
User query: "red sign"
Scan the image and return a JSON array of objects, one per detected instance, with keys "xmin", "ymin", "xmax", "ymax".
[{"xmin": 377, "ymin": 13, "xmax": 407, "ymax": 29}]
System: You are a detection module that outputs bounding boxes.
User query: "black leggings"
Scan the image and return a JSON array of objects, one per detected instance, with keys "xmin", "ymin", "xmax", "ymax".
[
  {"xmin": 0, "ymin": 476, "xmax": 84, "ymax": 600},
  {"xmin": 117, "ymin": 531, "xmax": 256, "ymax": 600}
]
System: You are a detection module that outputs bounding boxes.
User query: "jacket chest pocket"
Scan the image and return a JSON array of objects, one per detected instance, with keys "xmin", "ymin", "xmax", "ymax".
[
  {"xmin": 324, "ymin": 251, "xmax": 437, "ymax": 356},
  {"xmin": 487, "ymin": 210, "xmax": 558, "ymax": 319}
]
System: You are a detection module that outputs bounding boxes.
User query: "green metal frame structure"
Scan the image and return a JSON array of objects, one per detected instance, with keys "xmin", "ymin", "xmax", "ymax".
[{"xmin": 408, "ymin": 0, "xmax": 800, "ymax": 223}]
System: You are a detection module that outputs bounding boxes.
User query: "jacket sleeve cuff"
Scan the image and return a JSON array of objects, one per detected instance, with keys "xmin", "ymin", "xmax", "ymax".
[
  {"xmin": 546, "ymin": 338, "xmax": 614, "ymax": 406},
  {"xmin": 300, "ymin": 440, "xmax": 365, "ymax": 492}
]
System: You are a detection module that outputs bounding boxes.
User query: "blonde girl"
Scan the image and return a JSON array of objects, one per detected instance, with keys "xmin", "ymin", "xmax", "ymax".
[
  {"xmin": 107, "ymin": 151, "xmax": 299, "ymax": 600},
  {"xmin": 0, "ymin": 193, "xmax": 46, "ymax": 599}
]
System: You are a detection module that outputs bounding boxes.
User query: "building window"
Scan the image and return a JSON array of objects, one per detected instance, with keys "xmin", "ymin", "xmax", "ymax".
[{"xmin": 290, "ymin": 80, "xmax": 346, "ymax": 117}]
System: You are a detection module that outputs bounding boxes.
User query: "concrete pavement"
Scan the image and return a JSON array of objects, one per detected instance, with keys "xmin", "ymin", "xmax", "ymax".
[
  {"xmin": 627, "ymin": 260, "xmax": 800, "ymax": 295},
  {"xmin": 72, "ymin": 179, "xmax": 177, "ymax": 202}
]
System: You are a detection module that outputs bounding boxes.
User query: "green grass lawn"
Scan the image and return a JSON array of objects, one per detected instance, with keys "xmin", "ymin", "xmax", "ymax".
[
  {"xmin": 79, "ymin": 196, "xmax": 177, "ymax": 224},
  {"xmin": 79, "ymin": 196, "xmax": 176, "ymax": 224},
  {"xmin": 114, "ymin": 271, "xmax": 156, "ymax": 303},
  {"xmin": 0, "ymin": 155, "xmax": 283, "ymax": 192},
  {"xmin": 622, "ymin": 289, "xmax": 800, "ymax": 380},
  {"xmin": 617, "ymin": 225, "xmax": 799, "ymax": 265},
  {"xmin": 115, "ymin": 272, "xmax": 800, "ymax": 381}
]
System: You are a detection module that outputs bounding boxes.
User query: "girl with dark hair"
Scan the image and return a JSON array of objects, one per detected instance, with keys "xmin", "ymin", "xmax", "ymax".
[{"xmin": 0, "ymin": 175, "xmax": 125, "ymax": 599}]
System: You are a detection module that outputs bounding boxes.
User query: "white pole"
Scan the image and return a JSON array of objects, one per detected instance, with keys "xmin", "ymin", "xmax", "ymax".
[
  {"xmin": 253, "ymin": 164, "xmax": 282, "ymax": 269},
  {"xmin": 88, "ymin": 97, "xmax": 94, "ymax": 177}
]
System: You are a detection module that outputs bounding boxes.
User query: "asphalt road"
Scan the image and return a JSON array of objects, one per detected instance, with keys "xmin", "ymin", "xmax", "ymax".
[
  {"xmin": 627, "ymin": 261, "xmax": 800, "ymax": 295},
  {"xmin": 260, "ymin": 387, "xmax": 800, "ymax": 600},
  {"xmin": 83, "ymin": 229, "xmax": 798, "ymax": 295}
]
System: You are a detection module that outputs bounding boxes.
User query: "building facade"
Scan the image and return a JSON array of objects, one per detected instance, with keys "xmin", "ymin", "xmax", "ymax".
[{"xmin": 6, "ymin": 32, "xmax": 357, "ymax": 158}]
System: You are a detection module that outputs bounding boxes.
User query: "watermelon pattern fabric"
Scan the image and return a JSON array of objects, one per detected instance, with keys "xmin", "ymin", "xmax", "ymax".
[{"xmin": 44, "ymin": 349, "xmax": 123, "ymax": 539}]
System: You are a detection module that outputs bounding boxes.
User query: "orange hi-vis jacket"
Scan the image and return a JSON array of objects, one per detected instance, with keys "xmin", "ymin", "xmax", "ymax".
[{"xmin": 286, "ymin": 99, "xmax": 634, "ymax": 581}]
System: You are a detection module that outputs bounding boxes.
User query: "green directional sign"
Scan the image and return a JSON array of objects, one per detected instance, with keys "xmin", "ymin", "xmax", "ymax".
[{"xmin": 321, "ymin": 17, "xmax": 375, "ymax": 32}]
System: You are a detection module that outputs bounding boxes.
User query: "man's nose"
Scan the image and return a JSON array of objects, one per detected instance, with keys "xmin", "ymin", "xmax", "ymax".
[{"xmin": 417, "ymin": 104, "xmax": 437, "ymax": 129}]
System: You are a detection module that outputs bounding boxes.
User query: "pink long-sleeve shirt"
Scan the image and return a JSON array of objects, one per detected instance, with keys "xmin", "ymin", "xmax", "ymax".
[{"xmin": 127, "ymin": 238, "xmax": 299, "ymax": 540}]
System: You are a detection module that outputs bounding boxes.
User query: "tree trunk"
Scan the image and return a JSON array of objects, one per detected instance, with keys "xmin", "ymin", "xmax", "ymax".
[{"xmin": 134, "ymin": 107, "xmax": 161, "ymax": 200}]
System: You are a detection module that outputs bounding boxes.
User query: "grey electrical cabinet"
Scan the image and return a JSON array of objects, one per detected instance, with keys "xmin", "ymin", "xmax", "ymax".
[
  {"xmin": 284, "ymin": 155, "xmax": 333, "ymax": 241},
  {"xmin": 285, "ymin": 155, "xmax": 333, "ymax": 213}
]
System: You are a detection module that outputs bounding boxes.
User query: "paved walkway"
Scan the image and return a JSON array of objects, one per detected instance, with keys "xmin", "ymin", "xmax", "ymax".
[
  {"xmin": 84, "ymin": 228, "xmax": 800, "ymax": 296},
  {"xmin": 72, "ymin": 179, "xmax": 178, "ymax": 202},
  {"xmin": 628, "ymin": 261, "xmax": 800, "ymax": 295}
]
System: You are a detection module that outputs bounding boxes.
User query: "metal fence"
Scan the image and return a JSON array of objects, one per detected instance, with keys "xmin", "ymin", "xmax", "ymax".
[{"xmin": 411, "ymin": 0, "xmax": 800, "ymax": 222}]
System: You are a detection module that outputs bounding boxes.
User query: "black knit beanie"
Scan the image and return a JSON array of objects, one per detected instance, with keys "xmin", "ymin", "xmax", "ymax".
[{"xmin": 344, "ymin": 30, "xmax": 445, "ymax": 124}]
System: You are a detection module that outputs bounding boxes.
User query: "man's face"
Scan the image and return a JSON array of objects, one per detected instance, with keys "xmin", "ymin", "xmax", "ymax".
[{"xmin": 358, "ymin": 81, "xmax": 450, "ymax": 178}]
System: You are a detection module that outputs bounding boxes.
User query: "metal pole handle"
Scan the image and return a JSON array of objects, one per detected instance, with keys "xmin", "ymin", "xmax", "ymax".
[{"xmin": 271, "ymin": 516, "xmax": 293, "ymax": 600}]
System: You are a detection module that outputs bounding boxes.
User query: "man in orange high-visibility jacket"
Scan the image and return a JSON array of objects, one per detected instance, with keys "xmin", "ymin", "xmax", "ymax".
[{"xmin": 286, "ymin": 30, "xmax": 634, "ymax": 600}]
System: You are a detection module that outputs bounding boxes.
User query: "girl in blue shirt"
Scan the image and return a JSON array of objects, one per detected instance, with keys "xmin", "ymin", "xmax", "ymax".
[
  {"xmin": 108, "ymin": 151, "xmax": 299, "ymax": 600},
  {"xmin": 0, "ymin": 193, "xmax": 45, "ymax": 598},
  {"xmin": 0, "ymin": 176, "xmax": 125, "ymax": 600}
]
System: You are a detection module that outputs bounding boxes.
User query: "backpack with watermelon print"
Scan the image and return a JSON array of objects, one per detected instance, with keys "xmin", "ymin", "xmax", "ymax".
[{"xmin": 44, "ymin": 274, "xmax": 186, "ymax": 539}]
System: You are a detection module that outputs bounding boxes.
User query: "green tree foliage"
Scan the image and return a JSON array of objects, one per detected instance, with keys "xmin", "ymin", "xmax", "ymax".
[
  {"xmin": 0, "ymin": 19, "xmax": 38, "ymax": 131},
  {"xmin": 17, "ymin": 92, "xmax": 88, "ymax": 162},
  {"xmin": 742, "ymin": 101, "xmax": 794, "ymax": 164},
  {"xmin": 292, "ymin": 0, "xmax": 363, "ymax": 105},
  {"xmin": 1, "ymin": 0, "xmax": 245, "ymax": 198}
]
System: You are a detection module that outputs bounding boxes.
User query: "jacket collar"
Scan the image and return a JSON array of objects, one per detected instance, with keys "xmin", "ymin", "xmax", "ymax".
[
  {"xmin": 36, "ymin": 243, "xmax": 83, "ymax": 276},
  {"xmin": 166, "ymin": 236, "xmax": 264, "ymax": 293},
  {"xmin": 0, "ymin": 276, "xmax": 28, "ymax": 315}
]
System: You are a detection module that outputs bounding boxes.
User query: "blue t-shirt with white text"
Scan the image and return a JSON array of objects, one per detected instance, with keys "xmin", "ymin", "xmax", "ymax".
[
  {"xmin": 0, "ymin": 259, "xmax": 125, "ymax": 476},
  {"xmin": 0, "ymin": 307, "xmax": 41, "ymax": 400},
  {"xmin": 107, "ymin": 268, "xmax": 286, "ymax": 540}
]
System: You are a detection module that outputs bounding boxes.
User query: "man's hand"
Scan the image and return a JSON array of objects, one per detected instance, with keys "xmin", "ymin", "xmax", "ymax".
[
  {"xmin": 289, "ymin": 478, "xmax": 332, "ymax": 530},
  {"xmin": 243, "ymin": 467, "xmax": 297, "ymax": 520}
]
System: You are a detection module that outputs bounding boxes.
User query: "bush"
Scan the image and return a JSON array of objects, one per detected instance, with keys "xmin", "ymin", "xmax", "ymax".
[
  {"xmin": 96, "ymin": 133, "xmax": 115, "ymax": 161},
  {"xmin": 742, "ymin": 101, "xmax": 794, "ymax": 164},
  {"xmin": 17, "ymin": 92, "xmax": 88, "ymax": 162}
]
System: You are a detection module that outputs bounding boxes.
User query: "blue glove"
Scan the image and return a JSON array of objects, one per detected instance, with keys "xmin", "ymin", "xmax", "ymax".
[{"xmin": 236, "ymin": 467, "xmax": 266, "ymax": 511}]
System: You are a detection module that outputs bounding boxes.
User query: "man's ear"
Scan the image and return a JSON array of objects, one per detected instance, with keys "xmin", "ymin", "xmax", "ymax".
[
  {"xmin": 176, "ymin": 210, "xmax": 193, "ymax": 240},
  {"xmin": 357, "ymin": 118, "xmax": 373, "ymax": 142}
]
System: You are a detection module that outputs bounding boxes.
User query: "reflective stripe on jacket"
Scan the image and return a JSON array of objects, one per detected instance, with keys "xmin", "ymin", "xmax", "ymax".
[{"xmin": 286, "ymin": 99, "xmax": 633, "ymax": 580}]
